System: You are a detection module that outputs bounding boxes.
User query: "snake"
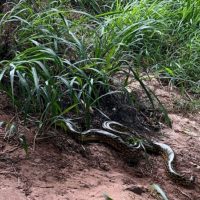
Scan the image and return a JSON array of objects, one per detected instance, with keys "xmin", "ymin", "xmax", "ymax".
[
  {"xmin": 62, "ymin": 119, "xmax": 142, "ymax": 159},
  {"xmin": 102, "ymin": 121, "xmax": 195, "ymax": 186},
  {"xmin": 62, "ymin": 118, "xmax": 195, "ymax": 186}
]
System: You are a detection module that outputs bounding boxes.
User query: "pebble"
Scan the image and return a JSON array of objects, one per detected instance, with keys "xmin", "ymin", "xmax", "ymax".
[{"xmin": 126, "ymin": 185, "xmax": 146, "ymax": 195}]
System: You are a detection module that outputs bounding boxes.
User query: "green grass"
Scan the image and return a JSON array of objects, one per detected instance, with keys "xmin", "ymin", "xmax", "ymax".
[
  {"xmin": 0, "ymin": 0, "xmax": 199, "ymax": 130},
  {"xmin": 77, "ymin": 0, "xmax": 200, "ymax": 92}
]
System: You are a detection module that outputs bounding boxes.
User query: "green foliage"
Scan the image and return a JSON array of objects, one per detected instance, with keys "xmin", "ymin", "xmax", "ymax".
[
  {"xmin": 104, "ymin": 194, "xmax": 113, "ymax": 200},
  {"xmin": 94, "ymin": 0, "xmax": 200, "ymax": 92},
  {"xmin": 0, "ymin": 0, "xmax": 199, "ymax": 130},
  {"xmin": 0, "ymin": 0, "xmax": 112, "ymax": 128}
]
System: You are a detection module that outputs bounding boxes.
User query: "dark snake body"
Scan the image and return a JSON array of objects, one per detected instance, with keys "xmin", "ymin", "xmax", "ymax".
[
  {"xmin": 63, "ymin": 119, "xmax": 194, "ymax": 186},
  {"xmin": 63, "ymin": 120, "xmax": 141, "ymax": 158}
]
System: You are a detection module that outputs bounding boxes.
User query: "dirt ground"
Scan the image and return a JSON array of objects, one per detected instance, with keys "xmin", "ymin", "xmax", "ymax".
[{"xmin": 0, "ymin": 79, "xmax": 200, "ymax": 200}]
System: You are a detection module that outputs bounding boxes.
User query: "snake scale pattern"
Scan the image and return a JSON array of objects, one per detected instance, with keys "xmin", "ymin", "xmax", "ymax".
[{"xmin": 62, "ymin": 119, "xmax": 195, "ymax": 186}]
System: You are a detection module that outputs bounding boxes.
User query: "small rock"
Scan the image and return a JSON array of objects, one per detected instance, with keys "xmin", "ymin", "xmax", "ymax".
[
  {"xmin": 134, "ymin": 171, "xmax": 144, "ymax": 178},
  {"xmin": 34, "ymin": 158, "xmax": 41, "ymax": 163},
  {"xmin": 100, "ymin": 163, "xmax": 110, "ymax": 171},
  {"xmin": 126, "ymin": 185, "xmax": 146, "ymax": 195}
]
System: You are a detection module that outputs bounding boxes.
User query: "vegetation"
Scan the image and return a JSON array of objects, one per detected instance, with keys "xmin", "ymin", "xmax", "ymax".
[{"xmin": 0, "ymin": 0, "xmax": 199, "ymax": 131}]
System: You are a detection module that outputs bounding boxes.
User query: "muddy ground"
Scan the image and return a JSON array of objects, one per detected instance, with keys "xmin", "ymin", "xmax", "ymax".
[{"xmin": 0, "ymin": 79, "xmax": 200, "ymax": 200}]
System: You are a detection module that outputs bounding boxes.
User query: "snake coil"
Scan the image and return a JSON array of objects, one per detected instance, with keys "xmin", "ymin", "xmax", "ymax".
[{"xmin": 63, "ymin": 119, "xmax": 195, "ymax": 186}]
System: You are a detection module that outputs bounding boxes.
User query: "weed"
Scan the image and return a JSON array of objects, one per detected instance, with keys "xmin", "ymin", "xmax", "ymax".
[{"xmin": 0, "ymin": 0, "xmax": 199, "ymax": 131}]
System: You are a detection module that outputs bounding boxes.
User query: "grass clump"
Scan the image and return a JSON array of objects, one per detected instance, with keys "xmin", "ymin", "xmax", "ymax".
[
  {"xmin": 77, "ymin": 0, "xmax": 200, "ymax": 92},
  {"xmin": 0, "ymin": 0, "xmax": 199, "ymax": 131},
  {"xmin": 0, "ymin": 0, "xmax": 119, "ymax": 129},
  {"xmin": 95, "ymin": 0, "xmax": 200, "ymax": 92}
]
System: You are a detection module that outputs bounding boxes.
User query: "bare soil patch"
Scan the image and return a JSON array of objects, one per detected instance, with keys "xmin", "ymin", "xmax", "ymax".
[{"xmin": 0, "ymin": 81, "xmax": 200, "ymax": 200}]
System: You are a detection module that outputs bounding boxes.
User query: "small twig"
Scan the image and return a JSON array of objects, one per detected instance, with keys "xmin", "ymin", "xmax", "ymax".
[
  {"xmin": 34, "ymin": 185, "xmax": 54, "ymax": 188},
  {"xmin": 0, "ymin": 171, "xmax": 19, "ymax": 176},
  {"xmin": 176, "ymin": 188, "xmax": 192, "ymax": 200},
  {"xmin": 185, "ymin": 90, "xmax": 193, "ymax": 101},
  {"xmin": 8, "ymin": 115, "xmax": 16, "ymax": 124},
  {"xmin": 33, "ymin": 129, "xmax": 40, "ymax": 151},
  {"xmin": 11, "ymin": 163, "xmax": 19, "ymax": 178},
  {"xmin": 0, "ymin": 146, "xmax": 19, "ymax": 155},
  {"xmin": 7, "ymin": 146, "xmax": 19, "ymax": 153},
  {"xmin": 35, "ymin": 135, "xmax": 55, "ymax": 141}
]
